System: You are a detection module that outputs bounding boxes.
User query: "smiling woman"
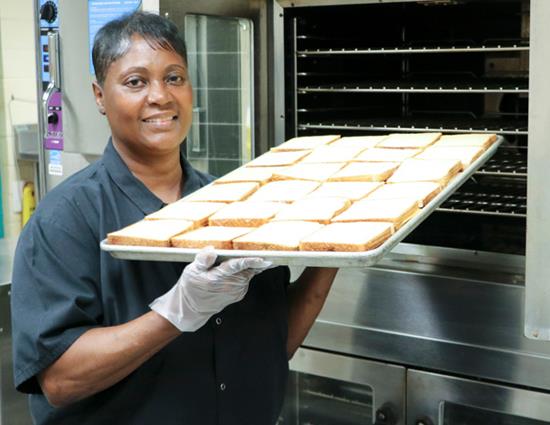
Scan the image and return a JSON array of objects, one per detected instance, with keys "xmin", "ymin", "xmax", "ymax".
[
  {"xmin": 91, "ymin": 17, "xmax": 194, "ymax": 203},
  {"xmin": 10, "ymin": 11, "xmax": 338, "ymax": 425}
]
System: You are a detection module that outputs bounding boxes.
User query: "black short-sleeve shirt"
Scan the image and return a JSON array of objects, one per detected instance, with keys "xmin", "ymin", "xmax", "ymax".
[{"xmin": 11, "ymin": 140, "xmax": 290, "ymax": 425}]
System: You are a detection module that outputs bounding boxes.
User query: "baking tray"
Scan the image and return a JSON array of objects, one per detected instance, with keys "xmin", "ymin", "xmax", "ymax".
[{"xmin": 101, "ymin": 136, "xmax": 503, "ymax": 268}]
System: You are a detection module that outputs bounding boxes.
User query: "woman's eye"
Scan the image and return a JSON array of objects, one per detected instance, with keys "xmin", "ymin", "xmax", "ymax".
[
  {"xmin": 167, "ymin": 75, "xmax": 185, "ymax": 85},
  {"xmin": 125, "ymin": 78, "xmax": 144, "ymax": 88}
]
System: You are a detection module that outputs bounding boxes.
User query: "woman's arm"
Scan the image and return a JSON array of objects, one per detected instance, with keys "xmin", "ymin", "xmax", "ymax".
[
  {"xmin": 38, "ymin": 311, "xmax": 179, "ymax": 408},
  {"xmin": 286, "ymin": 267, "xmax": 338, "ymax": 358}
]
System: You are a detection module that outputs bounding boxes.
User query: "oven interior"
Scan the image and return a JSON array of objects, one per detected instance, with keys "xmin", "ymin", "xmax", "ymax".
[{"xmin": 283, "ymin": 0, "xmax": 529, "ymax": 255}]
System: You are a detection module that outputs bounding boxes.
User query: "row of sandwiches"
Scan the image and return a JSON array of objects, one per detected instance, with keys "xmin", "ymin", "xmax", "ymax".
[{"xmin": 107, "ymin": 132, "xmax": 497, "ymax": 252}]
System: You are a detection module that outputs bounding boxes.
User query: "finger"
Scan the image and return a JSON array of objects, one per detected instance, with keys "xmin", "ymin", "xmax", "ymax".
[
  {"xmin": 193, "ymin": 246, "xmax": 218, "ymax": 271},
  {"xmin": 217, "ymin": 257, "xmax": 268, "ymax": 275},
  {"xmin": 241, "ymin": 258, "xmax": 273, "ymax": 270}
]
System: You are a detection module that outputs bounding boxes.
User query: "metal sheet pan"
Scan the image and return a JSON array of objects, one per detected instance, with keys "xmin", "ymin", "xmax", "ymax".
[{"xmin": 101, "ymin": 136, "xmax": 503, "ymax": 268}]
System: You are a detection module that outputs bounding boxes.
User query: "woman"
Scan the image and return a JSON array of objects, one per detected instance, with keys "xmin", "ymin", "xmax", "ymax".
[{"xmin": 11, "ymin": 11, "xmax": 337, "ymax": 425}]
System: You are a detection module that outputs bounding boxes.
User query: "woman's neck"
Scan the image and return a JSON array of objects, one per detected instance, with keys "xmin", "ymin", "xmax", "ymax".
[{"xmin": 113, "ymin": 141, "xmax": 184, "ymax": 204}]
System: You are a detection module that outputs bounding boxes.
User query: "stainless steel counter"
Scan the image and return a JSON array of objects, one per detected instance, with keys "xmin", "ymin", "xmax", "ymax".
[
  {"xmin": 0, "ymin": 237, "xmax": 32, "ymax": 425},
  {"xmin": 0, "ymin": 238, "xmax": 17, "ymax": 286}
]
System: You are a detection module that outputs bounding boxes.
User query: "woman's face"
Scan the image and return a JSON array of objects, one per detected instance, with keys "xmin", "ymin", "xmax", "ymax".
[{"xmin": 93, "ymin": 35, "xmax": 192, "ymax": 158}]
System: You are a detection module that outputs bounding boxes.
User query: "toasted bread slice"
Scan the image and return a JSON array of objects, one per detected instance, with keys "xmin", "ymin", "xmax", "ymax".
[
  {"xmin": 171, "ymin": 226, "xmax": 252, "ymax": 249},
  {"xmin": 328, "ymin": 135, "xmax": 387, "ymax": 150},
  {"xmin": 431, "ymin": 133, "xmax": 497, "ymax": 149},
  {"xmin": 353, "ymin": 147, "xmax": 422, "ymax": 163},
  {"xmin": 271, "ymin": 163, "xmax": 345, "ymax": 182},
  {"xmin": 145, "ymin": 201, "xmax": 226, "ymax": 225},
  {"xmin": 414, "ymin": 146, "xmax": 485, "ymax": 170},
  {"xmin": 214, "ymin": 166, "xmax": 288, "ymax": 185},
  {"xmin": 246, "ymin": 180, "xmax": 320, "ymax": 203},
  {"xmin": 328, "ymin": 162, "xmax": 399, "ymax": 182},
  {"xmin": 299, "ymin": 222, "xmax": 393, "ymax": 252},
  {"xmin": 246, "ymin": 151, "xmax": 311, "ymax": 167},
  {"xmin": 232, "ymin": 221, "xmax": 323, "ymax": 251},
  {"xmin": 271, "ymin": 135, "xmax": 340, "ymax": 151},
  {"xmin": 300, "ymin": 146, "xmax": 367, "ymax": 163},
  {"xmin": 367, "ymin": 182, "xmax": 441, "ymax": 207},
  {"xmin": 306, "ymin": 181, "xmax": 383, "ymax": 201},
  {"xmin": 387, "ymin": 158, "xmax": 462, "ymax": 186},
  {"xmin": 332, "ymin": 198, "xmax": 419, "ymax": 230},
  {"xmin": 376, "ymin": 132, "xmax": 442, "ymax": 149},
  {"xmin": 183, "ymin": 182, "xmax": 259, "ymax": 203},
  {"xmin": 208, "ymin": 201, "xmax": 286, "ymax": 227},
  {"xmin": 273, "ymin": 197, "xmax": 351, "ymax": 224},
  {"xmin": 107, "ymin": 219, "xmax": 195, "ymax": 247}
]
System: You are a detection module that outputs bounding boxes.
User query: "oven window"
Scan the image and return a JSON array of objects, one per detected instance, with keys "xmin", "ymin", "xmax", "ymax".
[
  {"xmin": 278, "ymin": 371, "xmax": 374, "ymax": 425},
  {"xmin": 184, "ymin": 14, "xmax": 253, "ymax": 177},
  {"xmin": 443, "ymin": 402, "xmax": 549, "ymax": 425}
]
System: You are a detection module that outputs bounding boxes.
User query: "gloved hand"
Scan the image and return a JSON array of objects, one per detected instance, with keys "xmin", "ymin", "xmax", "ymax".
[{"xmin": 150, "ymin": 247, "xmax": 273, "ymax": 332}]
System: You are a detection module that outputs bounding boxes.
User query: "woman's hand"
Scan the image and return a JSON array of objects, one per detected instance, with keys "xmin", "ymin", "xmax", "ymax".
[{"xmin": 150, "ymin": 247, "xmax": 272, "ymax": 332}]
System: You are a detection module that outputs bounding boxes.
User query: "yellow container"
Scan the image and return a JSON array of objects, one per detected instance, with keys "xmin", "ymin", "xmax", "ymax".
[{"xmin": 22, "ymin": 182, "xmax": 36, "ymax": 227}]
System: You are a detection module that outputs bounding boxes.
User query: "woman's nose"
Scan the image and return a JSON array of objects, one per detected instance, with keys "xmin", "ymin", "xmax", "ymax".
[{"xmin": 147, "ymin": 80, "xmax": 171, "ymax": 105}]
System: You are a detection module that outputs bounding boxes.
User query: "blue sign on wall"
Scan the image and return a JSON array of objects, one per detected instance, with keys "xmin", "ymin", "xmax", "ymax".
[{"xmin": 88, "ymin": 0, "xmax": 141, "ymax": 75}]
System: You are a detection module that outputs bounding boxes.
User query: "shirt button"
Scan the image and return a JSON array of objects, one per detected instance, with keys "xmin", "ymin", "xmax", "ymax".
[
  {"xmin": 215, "ymin": 317, "xmax": 222, "ymax": 325},
  {"xmin": 220, "ymin": 383, "xmax": 226, "ymax": 391}
]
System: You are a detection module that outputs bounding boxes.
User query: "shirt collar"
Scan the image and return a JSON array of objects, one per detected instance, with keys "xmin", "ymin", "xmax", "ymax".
[{"xmin": 102, "ymin": 138, "xmax": 202, "ymax": 215}]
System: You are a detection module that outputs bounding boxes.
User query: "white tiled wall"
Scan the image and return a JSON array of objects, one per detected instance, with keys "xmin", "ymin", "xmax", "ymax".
[{"xmin": 0, "ymin": 0, "xmax": 38, "ymax": 239}]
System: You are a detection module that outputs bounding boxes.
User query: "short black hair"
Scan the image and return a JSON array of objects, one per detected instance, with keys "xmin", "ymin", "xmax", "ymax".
[{"xmin": 92, "ymin": 11, "xmax": 187, "ymax": 85}]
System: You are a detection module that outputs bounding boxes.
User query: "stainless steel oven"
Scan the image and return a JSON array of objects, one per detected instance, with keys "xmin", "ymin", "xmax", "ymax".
[
  {"xmin": 407, "ymin": 370, "xmax": 550, "ymax": 425},
  {"xmin": 278, "ymin": 348, "xmax": 406, "ymax": 424},
  {"xmin": 267, "ymin": 1, "xmax": 550, "ymax": 422},
  {"xmin": 3, "ymin": 0, "xmax": 549, "ymax": 423}
]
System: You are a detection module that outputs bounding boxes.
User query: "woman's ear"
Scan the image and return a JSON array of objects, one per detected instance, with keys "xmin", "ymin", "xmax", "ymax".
[{"xmin": 92, "ymin": 81, "xmax": 106, "ymax": 115}]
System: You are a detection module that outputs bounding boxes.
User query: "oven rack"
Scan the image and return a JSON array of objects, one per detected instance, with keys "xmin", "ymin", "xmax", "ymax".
[
  {"xmin": 476, "ymin": 149, "xmax": 527, "ymax": 177},
  {"xmin": 298, "ymin": 119, "xmax": 528, "ymax": 136},
  {"xmin": 297, "ymin": 44, "xmax": 529, "ymax": 56},
  {"xmin": 438, "ymin": 190, "xmax": 527, "ymax": 218},
  {"xmin": 297, "ymin": 78, "xmax": 528, "ymax": 94}
]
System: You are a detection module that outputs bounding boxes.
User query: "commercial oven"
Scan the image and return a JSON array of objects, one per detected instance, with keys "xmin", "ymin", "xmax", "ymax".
[{"xmin": 153, "ymin": 0, "xmax": 550, "ymax": 423}]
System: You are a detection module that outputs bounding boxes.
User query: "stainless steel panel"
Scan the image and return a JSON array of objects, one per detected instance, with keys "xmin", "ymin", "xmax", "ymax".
[
  {"xmin": 525, "ymin": 0, "xmax": 550, "ymax": 341},
  {"xmin": 0, "ymin": 239, "xmax": 17, "ymax": 287},
  {"xmin": 0, "ymin": 285, "xmax": 32, "ymax": 425},
  {"xmin": 407, "ymin": 369, "xmax": 550, "ymax": 424},
  {"xmin": 271, "ymin": 1, "xmax": 286, "ymax": 145},
  {"xmin": 289, "ymin": 348, "xmax": 406, "ymax": 424},
  {"xmin": 301, "ymin": 265, "xmax": 550, "ymax": 392},
  {"xmin": 58, "ymin": 0, "xmax": 111, "ymax": 156}
]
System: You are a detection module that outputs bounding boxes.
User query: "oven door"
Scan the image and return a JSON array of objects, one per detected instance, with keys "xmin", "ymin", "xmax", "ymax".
[
  {"xmin": 407, "ymin": 369, "xmax": 550, "ymax": 425},
  {"xmin": 278, "ymin": 347, "xmax": 406, "ymax": 425},
  {"xmin": 156, "ymin": 0, "xmax": 273, "ymax": 177}
]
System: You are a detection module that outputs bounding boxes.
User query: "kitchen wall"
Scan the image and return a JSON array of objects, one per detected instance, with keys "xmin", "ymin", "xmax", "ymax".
[{"xmin": 0, "ymin": 0, "xmax": 38, "ymax": 239}]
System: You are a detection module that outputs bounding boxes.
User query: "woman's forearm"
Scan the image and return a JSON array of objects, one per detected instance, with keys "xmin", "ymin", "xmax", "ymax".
[
  {"xmin": 38, "ymin": 311, "xmax": 180, "ymax": 407},
  {"xmin": 286, "ymin": 267, "xmax": 338, "ymax": 358}
]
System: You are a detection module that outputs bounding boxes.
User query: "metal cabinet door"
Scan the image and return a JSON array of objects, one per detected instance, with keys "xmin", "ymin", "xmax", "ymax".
[
  {"xmin": 407, "ymin": 369, "xmax": 550, "ymax": 425},
  {"xmin": 279, "ymin": 347, "xmax": 406, "ymax": 424}
]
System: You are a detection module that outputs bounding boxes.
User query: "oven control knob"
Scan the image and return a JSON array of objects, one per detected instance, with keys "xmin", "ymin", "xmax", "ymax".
[
  {"xmin": 40, "ymin": 1, "xmax": 58, "ymax": 24},
  {"xmin": 415, "ymin": 417, "xmax": 434, "ymax": 425},
  {"xmin": 374, "ymin": 404, "xmax": 397, "ymax": 425},
  {"xmin": 48, "ymin": 112, "xmax": 59, "ymax": 125}
]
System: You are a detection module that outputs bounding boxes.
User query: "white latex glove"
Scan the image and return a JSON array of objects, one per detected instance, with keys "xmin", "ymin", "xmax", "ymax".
[{"xmin": 150, "ymin": 247, "xmax": 273, "ymax": 332}]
